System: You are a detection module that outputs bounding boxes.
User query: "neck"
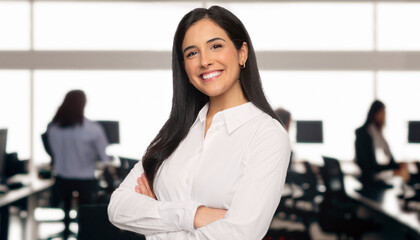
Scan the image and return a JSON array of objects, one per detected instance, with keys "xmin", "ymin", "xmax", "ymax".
[{"xmin": 207, "ymin": 80, "xmax": 248, "ymax": 119}]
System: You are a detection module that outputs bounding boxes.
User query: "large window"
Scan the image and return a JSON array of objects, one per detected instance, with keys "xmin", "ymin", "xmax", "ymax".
[
  {"xmin": 213, "ymin": 2, "xmax": 373, "ymax": 51},
  {"xmin": 261, "ymin": 71, "xmax": 374, "ymax": 163},
  {"xmin": 34, "ymin": 2, "xmax": 202, "ymax": 50},
  {"xmin": 0, "ymin": 71, "xmax": 30, "ymax": 159},
  {"xmin": 377, "ymin": 72, "xmax": 420, "ymax": 161},
  {"xmin": 0, "ymin": 1, "xmax": 30, "ymax": 50},
  {"xmin": 377, "ymin": 3, "xmax": 420, "ymax": 50}
]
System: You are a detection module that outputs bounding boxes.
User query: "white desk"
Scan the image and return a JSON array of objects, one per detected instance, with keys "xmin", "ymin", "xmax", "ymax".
[
  {"xmin": 344, "ymin": 176, "xmax": 420, "ymax": 239},
  {"xmin": 0, "ymin": 174, "xmax": 54, "ymax": 240}
]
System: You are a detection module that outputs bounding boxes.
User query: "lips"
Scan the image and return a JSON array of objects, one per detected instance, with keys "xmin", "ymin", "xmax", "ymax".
[{"xmin": 201, "ymin": 70, "xmax": 223, "ymax": 82}]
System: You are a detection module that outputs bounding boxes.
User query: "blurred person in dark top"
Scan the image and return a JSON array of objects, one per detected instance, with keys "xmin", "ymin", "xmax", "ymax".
[{"xmin": 355, "ymin": 100, "xmax": 409, "ymax": 186}]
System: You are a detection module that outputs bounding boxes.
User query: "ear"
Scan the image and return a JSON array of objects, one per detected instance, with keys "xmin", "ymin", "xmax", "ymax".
[{"xmin": 238, "ymin": 42, "xmax": 249, "ymax": 65}]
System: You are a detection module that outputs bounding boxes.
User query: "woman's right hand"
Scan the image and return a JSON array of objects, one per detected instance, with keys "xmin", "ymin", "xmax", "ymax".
[{"xmin": 193, "ymin": 206, "xmax": 227, "ymax": 228}]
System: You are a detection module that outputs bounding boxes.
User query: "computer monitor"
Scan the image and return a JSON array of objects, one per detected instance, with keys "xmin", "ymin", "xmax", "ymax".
[
  {"xmin": 97, "ymin": 121, "xmax": 120, "ymax": 144},
  {"xmin": 0, "ymin": 129, "xmax": 8, "ymax": 185},
  {"xmin": 296, "ymin": 120, "xmax": 323, "ymax": 143},
  {"xmin": 408, "ymin": 121, "xmax": 420, "ymax": 143}
]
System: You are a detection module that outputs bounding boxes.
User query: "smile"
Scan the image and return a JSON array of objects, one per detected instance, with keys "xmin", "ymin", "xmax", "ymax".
[{"xmin": 201, "ymin": 71, "xmax": 223, "ymax": 81}]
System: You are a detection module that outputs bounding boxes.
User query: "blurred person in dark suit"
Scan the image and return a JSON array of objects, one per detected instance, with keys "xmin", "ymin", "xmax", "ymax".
[{"xmin": 355, "ymin": 100, "xmax": 409, "ymax": 186}]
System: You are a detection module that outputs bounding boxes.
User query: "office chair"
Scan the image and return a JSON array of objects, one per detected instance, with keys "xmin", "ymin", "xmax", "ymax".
[
  {"xmin": 274, "ymin": 161, "xmax": 321, "ymax": 238},
  {"xmin": 78, "ymin": 204, "xmax": 145, "ymax": 240},
  {"xmin": 118, "ymin": 156, "xmax": 139, "ymax": 178},
  {"xmin": 407, "ymin": 162, "xmax": 420, "ymax": 192},
  {"xmin": 96, "ymin": 156, "xmax": 139, "ymax": 204},
  {"xmin": 399, "ymin": 162, "xmax": 420, "ymax": 211},
  {"xmin": 292, "ymin": 162, "xmax": 323, "ymax": 229},
  {"xmin": 264, "ymin": 228, "xmax": 311, "ymax": 240},
  {"xmin": 320, "ymin": 156, "xmax": 379, "ymax": 240}
]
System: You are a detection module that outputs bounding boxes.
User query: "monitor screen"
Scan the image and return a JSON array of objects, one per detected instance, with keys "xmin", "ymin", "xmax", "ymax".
[
  {"xmin": 97, "ymin": 121, "xmax": 120, "ymax": 144},
  {"xmin": 0, "ymin": 129, "xmax": 8, "ymax": 184},
  {"xmin": 296, "ymin": 120, "xmax": 323, "ymax": 143},
  {"xmin": 408, "ymin": 121, "xmax": 420, "ymax": 143}
]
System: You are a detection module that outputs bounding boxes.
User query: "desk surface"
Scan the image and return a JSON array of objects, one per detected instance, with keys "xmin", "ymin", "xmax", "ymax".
[
  {"xmin": 344, "ymin": 175, "xmax": 420, "ymax": 238},
  {"xmin": 0, "ymin": 174, "xmax": 54, "ymax": 207}
]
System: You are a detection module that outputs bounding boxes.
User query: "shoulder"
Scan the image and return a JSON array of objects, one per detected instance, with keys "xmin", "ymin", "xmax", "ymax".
[
  {"xmin": 83, "ymin": 118, "xmax": 104, "ymax": 133},
  {"xmin": 47, "ymin": 123, "xmax": 58, "ymax": 130},
  {"xmin": 47, "ymin": 123, "xmax": 65, "ymax": 134},
  {"xmin": 248, "ymin": 103, "xmax": 288, "ymax": 139},
  {"xmin": 257, "ymin": 113, "xmax": 289, "ymax": 143},
  {"xmin": 243, "ymin": 112, "xmax": 291, "ymax": 169},
  {"xmin": 356, "ymin": 126, "xmax": 369, "ymax": 137},
  {"xmin": 84, "ymin": 118, "xmax": 99, "ymax": 128},
  {"xmin": 248, "ymin": 109, "xmax": 290, "ymax": 152}
]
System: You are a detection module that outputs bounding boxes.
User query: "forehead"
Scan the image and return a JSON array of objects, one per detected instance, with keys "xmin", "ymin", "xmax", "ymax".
[{"xmin": 182, "ymin": 18, "xmax": 230, "ymax": 48}]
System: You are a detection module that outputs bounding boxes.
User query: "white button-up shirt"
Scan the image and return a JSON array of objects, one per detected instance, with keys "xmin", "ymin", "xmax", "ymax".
[{"xmin": 108, "ymin": 102, "xmax": 290, "ymax": 240}]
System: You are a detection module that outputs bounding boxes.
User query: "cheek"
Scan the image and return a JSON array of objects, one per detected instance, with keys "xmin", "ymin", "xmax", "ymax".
[
  {"xmin": 184, "ymin": 61, "xmax": 196, "ymax": 80},
  {"xmin": 220, "ymin": 49, "xmax": 241, "ymax": 76},
  {"xmin": 184, "ymin": 61, "xmax": 202, "ymax": 91},
  {"xmin": 221, "ymin": 49, "xmax": 239, "ymax": 65}
]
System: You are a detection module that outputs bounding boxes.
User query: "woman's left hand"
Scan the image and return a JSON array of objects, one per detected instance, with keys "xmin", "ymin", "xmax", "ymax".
[{"xmin": 135, "ymin": 173, "xmax": 157, "ymax": 200}]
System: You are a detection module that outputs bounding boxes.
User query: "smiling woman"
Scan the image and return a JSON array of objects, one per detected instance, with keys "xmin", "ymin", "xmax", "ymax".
[
  {"xmin": 108, "ymin": 6, "xmax": 291, "ymax": 240},
  {"xmin": 182, "ymin": 19, "xmax": 248, "ymax": 105}
]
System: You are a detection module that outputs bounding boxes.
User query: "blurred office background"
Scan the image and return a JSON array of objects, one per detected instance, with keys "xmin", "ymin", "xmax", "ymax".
[{"xmin": 1, "ymin": 0, "xmax": 420, "ymax": 240}]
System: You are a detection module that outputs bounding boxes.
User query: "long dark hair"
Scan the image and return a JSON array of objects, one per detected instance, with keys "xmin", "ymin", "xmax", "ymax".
[
  {"xmin": 363, "ymin": 100, "xmax": 385, "ymax": 128},
  {"xmin": 142, "ymin": 6, "xmax": 281, "ymax": 192},
  {"xmin": 52, "ymin": 90, "xmax": 86, "ymax": 127}
]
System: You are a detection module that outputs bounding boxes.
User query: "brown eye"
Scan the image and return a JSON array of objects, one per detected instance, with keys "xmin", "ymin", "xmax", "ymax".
[
  {"xmin": 212, "ymin": 44, "xmax": 223, "ymax": 50},
  {"xmin": 186, "ymin": 51, "xmax": 198, "ymax": 58}
]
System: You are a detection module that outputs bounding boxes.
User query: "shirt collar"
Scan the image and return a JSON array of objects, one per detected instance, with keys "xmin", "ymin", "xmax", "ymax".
[
  {"xmin": 195, "ymin": 101, "xmax": 262, "ymax": 134},
  {"xmin": 197, "ymin": 103, "xmax": 209, "ymax": 124}
]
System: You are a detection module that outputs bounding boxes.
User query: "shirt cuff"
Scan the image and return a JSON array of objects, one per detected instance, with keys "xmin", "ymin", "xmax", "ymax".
[
  {"xmin": 158, "ymin": 200, "xmax": 204, "ymax": 232},
  {"xmin": 183, "ymin": 201, "xmax": 204, "ymax": 231}
]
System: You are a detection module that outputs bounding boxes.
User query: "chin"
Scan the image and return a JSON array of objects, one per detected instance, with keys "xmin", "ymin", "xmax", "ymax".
[
  {"xmin": 205, "ymin": 88, "xmax": 228, "ymax": 97},
  {"xmin": 202, "ymin": 91, "xmax": 222, "ymax": 98},
  {"xmin": 195, "ymin": 86, "xmax": 224, "ymax": 97}
]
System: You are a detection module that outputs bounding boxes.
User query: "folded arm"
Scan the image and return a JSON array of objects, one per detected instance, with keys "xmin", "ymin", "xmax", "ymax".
[{"xmin": 108, "ymin": 162, "xmax": 203, "ymax": 235}]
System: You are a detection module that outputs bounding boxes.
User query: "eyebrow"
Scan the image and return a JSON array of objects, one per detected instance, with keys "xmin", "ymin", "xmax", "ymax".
[{"xmin": 183, "ymin": 37, "xmax": 226, "ymax": 54}]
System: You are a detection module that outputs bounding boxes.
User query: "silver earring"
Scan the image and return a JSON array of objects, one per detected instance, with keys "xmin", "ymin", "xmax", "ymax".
[{"xmin": 240, "ymin": 62, "xmax": 246, "ymax": 69}]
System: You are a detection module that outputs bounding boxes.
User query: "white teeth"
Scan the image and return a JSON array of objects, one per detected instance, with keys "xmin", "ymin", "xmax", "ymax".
[{"xmin": 202, "ymin": 71, "xmax": 221, "ymax": 80}]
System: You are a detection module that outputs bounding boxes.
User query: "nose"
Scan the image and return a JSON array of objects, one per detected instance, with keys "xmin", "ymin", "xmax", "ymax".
[{"xmin": 200, "ymin": 51, "xmax": 213, "ymax": 68}]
